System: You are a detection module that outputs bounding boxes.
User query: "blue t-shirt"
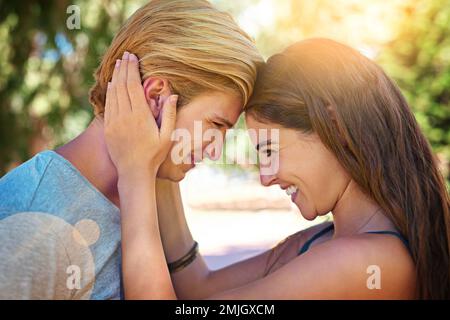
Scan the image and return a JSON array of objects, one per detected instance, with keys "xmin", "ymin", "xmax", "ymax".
[{"xmin": 0, "ymin": 150, "xmax": 122, "ymax": 299}]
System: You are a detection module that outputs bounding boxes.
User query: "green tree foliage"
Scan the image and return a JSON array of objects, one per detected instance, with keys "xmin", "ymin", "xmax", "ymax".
[
  {"xmin": 379, "ymin": 0, "xmax": 450, "ymax": 185},
  {"xmin": 0, "ymin": 0, "xmax": 144, "ymax": 173}
]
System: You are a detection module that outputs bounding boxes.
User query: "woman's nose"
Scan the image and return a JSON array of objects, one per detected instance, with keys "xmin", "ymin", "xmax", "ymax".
[{"xmin": 260, "ymin": 173, "xmax": 277, "ymax": 187}]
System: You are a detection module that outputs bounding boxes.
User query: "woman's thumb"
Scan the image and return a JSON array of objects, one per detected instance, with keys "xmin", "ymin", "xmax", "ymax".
[{"xmin": 160, "ymin": 94, "xmax": 178, "ymax": 143}]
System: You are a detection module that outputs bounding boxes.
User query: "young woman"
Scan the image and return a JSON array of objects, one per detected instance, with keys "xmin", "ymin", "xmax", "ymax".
[{"xmin": 104, "ymin": 39, "xmax": 450, "ymax": 299}]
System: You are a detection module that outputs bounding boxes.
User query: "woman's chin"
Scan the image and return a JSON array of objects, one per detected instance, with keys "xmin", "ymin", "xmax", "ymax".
[
  {"xmin": 302, "ymin": 213, "xmax": 317, "ymax": 221},
  {"xmin": 293, "ymin": 201, "xmax": 316, "ymax": 221}
]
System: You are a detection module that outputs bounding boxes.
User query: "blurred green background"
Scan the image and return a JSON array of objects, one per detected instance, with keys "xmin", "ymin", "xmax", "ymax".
[{"xmin": 0, "ymin": 0, "xmax": 449, "ymax": 186}]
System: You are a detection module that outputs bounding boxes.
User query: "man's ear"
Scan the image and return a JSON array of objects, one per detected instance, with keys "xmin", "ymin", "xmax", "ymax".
[{"xmin": 142, "ymin": 77, "xmax": 172, "ymax": 124}]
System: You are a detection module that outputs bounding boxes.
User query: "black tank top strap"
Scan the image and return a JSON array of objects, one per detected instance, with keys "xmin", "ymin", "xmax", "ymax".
[
  {"xmin": 364, "ymin": 230, "xmax": 411, "ymax": 253},
  {"xmin": 298, "ymin": 224, "xmax": 334, "ymax": 255},
  {"xmin": 298, "ymin": 223, "xmax": 411, "ymax": 255}
]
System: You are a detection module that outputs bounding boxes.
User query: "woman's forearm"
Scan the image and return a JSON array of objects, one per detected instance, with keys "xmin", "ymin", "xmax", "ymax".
[
  {"xmin": 118, "ymin": 174, "xmax": 176, "ymax": 299},
  {"xmin": 155, "ymin": 179, "xmax": 271, "ymax": 299},
  {"xmin": 155, "ymin": 179, "xmax": 213, "ymax": 298},
  {"xmin": 155, "ymin": 179, "xmax": 197, "ymax": 262}
]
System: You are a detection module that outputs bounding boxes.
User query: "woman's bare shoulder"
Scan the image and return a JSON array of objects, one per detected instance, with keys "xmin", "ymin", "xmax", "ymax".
[
  {"xmin": 211, "ymin": 230, "xmax": 416, "ymax": 299},
  {"xmin": 281, "ymin": 220, "xmax": 334, "ymax": 247},
  {"xmin": 296, "ymin": 231, "xmax": 417, "ymax": 298}
]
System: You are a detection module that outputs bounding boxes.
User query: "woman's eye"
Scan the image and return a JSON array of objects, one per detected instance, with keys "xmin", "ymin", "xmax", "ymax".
[
  {"xmin": 212, "ymin": 121, "xmax": 222, "ymax": 128},
  {"xmin": 263, "ymin": 149, "xmax": 272, "ymax": 157}
]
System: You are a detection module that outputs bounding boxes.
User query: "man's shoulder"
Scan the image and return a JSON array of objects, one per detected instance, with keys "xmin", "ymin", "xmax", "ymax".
[
  {"xmin": 0, "ymin": 152, "xmax": 122, "ymax": 300},
  {"xmin": 0, "ymin": 151, "xmax": 55, "ymax": 215},
  {"xmin": 0, "ymin": 150, "xmax": 116, "ymax": 220}
]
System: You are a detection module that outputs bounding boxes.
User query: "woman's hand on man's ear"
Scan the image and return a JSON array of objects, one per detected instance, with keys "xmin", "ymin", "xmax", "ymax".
[{"xmin": 103, "ymin": 51, "xmax": 178, "ymax": 177}]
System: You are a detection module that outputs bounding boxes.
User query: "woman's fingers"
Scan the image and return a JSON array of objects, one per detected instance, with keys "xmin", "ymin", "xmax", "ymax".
[
  {"xmin": 126, "ymin": 53, "xmax": 148, "ymax": 115},
  {"xmin": 116, "ymin": 51, "xmax": 132, "ymax": 113},
  {"xmin": 104, "ymin": 82, "xmax": 112, "ymax": 125},
  {"xmin": 106, "ymin": 55, "xmax": 121, "ymax": 121},
  {"xmin": 104, "ymin": 52, "xmax": 178, "ymax": 174},
  {"xmin": 111, "ymin": 59, "xmax": 121, "ymax": 85},
  {"xmin": 160, "ymin": 95, "xmax": 178, "ymax": 147},
  {"xmin": 109, "ymin": 51, "xmax": 174, "ymax": 140}
]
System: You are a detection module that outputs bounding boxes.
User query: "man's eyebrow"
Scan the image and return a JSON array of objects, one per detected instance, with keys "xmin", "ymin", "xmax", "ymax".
[
  {"xmin": 213, "ymin": 115, "xmax": 234, "ymax": 129},
  {"xmin": 256, "ymin": 139, "xmax": 271, "ymax": 151}
]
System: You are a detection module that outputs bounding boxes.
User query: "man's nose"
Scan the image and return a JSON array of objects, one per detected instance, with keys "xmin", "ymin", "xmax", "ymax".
[{"xmin": 260, "ymin": 173, "xmax": 277, "ymax": 187}]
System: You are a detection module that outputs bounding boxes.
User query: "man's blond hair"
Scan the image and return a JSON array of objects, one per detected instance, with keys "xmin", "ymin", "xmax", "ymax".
[{"xmin": 89, "ymin": 0, "xmax": 263, "ymax": 114}]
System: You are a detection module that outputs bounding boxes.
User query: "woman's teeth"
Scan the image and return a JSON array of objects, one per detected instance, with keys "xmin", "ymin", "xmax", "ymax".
[{"xmin": 286, "ymin": 185, "xmax": 298, "ymax": 196}]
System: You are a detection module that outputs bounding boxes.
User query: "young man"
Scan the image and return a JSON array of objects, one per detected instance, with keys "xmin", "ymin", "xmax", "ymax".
[{"xmin": 0, "ymin": 0, "xmax": 262, "ymax": 299}]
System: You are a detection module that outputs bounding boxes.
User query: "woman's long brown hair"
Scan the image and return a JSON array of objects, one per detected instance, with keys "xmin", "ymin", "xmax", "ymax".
[{"xmin": 246, "ymin": 38, "xmax": 450, "ymax": 299}]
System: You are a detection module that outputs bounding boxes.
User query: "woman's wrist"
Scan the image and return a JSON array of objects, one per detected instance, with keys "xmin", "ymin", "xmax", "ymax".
[
  {"xmin": 117, "ymin": 170, "xmax": 158, "ymax": 201},
  {"xmin": 155, "ymin": 179, "xmax": 197, "ymax": 261},
  {"xmin": 117, "ymin": 165, "xmax": 158, "ymax": 184},
  {"xmin": 167, "ymin": 241, "xmax": 199, "ymax": 273}
]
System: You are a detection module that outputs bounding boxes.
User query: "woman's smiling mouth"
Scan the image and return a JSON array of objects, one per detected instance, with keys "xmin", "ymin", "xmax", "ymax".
[{"xmin": 285, "ymin": 185, "xmax": 299, "ymax": 202}]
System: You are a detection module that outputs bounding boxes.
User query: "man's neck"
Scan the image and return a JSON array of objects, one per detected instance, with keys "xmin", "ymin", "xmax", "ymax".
[{"xmin": 55, "ymin": 117, "xmax": 120, "ymax": 207}]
